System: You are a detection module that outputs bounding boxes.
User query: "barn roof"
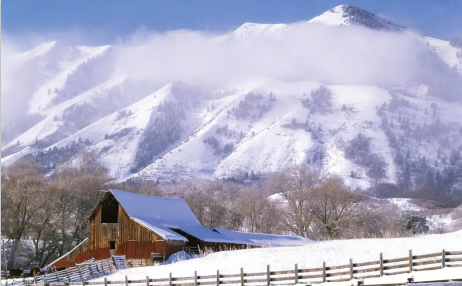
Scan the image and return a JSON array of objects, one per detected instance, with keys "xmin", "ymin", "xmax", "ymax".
[
  {"xmin": 213, "ymin": 228, "xmax": 314, "ymax": 247},
  {"xmin": 109, "ymin": 189, "xmax": 236, "ymax": 244}
]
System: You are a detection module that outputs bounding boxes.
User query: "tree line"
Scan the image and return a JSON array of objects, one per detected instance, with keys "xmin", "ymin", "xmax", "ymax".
[{"xmin": 1, "ymin": 155, "xmax": 450, "ymax": 269}]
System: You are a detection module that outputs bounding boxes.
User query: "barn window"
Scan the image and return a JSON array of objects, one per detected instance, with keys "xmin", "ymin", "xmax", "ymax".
[
  {"xmin": 109, "ymin": 241, "xmax": 116, "ymax": 250},
  {"xmin": 101, "ymin": 198, "xmax": 119, "ymax": 223}
]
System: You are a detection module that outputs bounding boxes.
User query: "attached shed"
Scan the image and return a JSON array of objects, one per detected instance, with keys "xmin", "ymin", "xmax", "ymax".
[
  {"xmin": 213, "ymin": 228, "xmax": 314, "ymax": 247},
  {"xmin": 50, "ymin": 189, "xmax": 240, "ymax": 268}
]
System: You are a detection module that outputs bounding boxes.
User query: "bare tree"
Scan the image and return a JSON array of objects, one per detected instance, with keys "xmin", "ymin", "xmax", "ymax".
[
  {"xmin": 310, "ymin": 176, "xmax": 364, "ymax": 239},
  {"xmin": 239, "ymin": 187, "xmax": 269, "ymax": 232},
  {"xmin": 1, "ymin": 159, "xmax": 48, "ymax": 267},
  {"xmin": 268, "ymin": 166, "xmax": 320, "ymax": 238}
]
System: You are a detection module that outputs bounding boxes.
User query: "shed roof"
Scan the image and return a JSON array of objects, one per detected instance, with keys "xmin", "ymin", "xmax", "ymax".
[
  {"xmin": 213, "ymin": 227, "xmax": 314, "ymax": 247},
  {"xmin": 109, "ymin": 189, "xmax": 236, "ymax": 244}
]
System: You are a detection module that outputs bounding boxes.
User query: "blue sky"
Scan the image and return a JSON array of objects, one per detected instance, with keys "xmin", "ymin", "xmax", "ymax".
[{"xmin": 2, "ymin": 0, "xmax": 462, "ymax": 46}]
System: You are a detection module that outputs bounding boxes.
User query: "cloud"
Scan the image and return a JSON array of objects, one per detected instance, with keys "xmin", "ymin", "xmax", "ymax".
[
  {"xmin": 113, "ymin": 22, "xmax": 434, "ymax": 88},
  {"xmin": 1, "ymin": 20, "xmax": 457, "ymax": 130}
]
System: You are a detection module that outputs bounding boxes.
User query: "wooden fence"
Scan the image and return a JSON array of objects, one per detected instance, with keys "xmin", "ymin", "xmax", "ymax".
[
  {"xmin": 4, "ymin": 257, "xmax": 124, "ymax": 286},
  {"xmin": 4, "ymin": 249, "xmax": 462, "ymax": 286}
]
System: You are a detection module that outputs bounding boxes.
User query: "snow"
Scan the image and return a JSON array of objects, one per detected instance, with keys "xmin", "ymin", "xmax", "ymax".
[
  {"xmin": 3, "ymin": 7, "xmax": 462, "ymax": 190},
  {"xmin": 387, "ymin": 198, "xmax": 422, "ymax": 212},
  {"xmin": 28, "ymin": 45, "xmax": 111, "ymax": 114},
  {"xmin": 1, "ymin": 146, "xmax": 38, "ymax": 166},
  {"xmin": 213, "ymin": 228, "xmax": 313, "ymax": 247},
  {"xmin": 2, "ymin": 76, "xmax": 125, "ymax": 152},
  {"xmin": 109, "ymin": 189, "xmax": 236, "ymax": 244},
  {"xmin": 89, "ymin": 230, "xmax": 462, "ymax": 285},
  {"xmin": 229, "ymin": 23, "xmax": 288, "ymax": 41},
  {"xmin": 426, "ymin": 37, "xmax": 462, "ymax": 74},
  {"xmin": 13, "ymin": 41, "xmax": 57, "ymax": 65},
  {"xmin": 162, "ymin": 251, "xmax": 196, "ymax": 265},
  {"xmin": 47, "ymin": 82, "xmax": 173, "ymax": 179},
  {"xmin": 308, "ymin": 5, "xmax": 348, "ymax": 26}
]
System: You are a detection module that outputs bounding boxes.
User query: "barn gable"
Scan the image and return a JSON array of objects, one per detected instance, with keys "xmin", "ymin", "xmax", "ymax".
[{"xmin": 50, "ymin": 189, "xmax": 243, "ymax": 268}]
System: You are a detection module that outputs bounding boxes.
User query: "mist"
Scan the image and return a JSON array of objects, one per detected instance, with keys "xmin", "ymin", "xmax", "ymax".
[
  {"xmin": 114, "ymin": 22, "xmax": 434, "ymax": 88},
  {"xmin": 1, "ymin": 20, "xmax": 459, "ymax": 131}
]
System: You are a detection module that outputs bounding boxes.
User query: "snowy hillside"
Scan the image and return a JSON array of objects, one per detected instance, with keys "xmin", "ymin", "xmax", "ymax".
[
  {"xmin": 92, "ymin": 230, "xmax": 462, "ymax": 284},
  {"xmin": 426, "ymin": 37, "xmax": 462, "ymax": 75},
  {"xmin": 2, "ymin": 4, "xmax": 462, "ymax": 192}
]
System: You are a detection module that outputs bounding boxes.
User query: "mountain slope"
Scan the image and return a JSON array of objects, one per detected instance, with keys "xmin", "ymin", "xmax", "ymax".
[{"xmin": 2, "ymin": 4, "xmax": 462, "ymax": 192}]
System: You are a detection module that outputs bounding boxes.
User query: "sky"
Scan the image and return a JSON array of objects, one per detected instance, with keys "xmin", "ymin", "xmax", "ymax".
[{"xmin": 2, "ymin": 0, "xmax": 462, "ymax": 47}]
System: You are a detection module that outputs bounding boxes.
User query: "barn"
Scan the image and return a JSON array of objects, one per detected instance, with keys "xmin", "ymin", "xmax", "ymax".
[{"xmin": 49, "ymin": 189, "xmax": 241, "ymax": 268}]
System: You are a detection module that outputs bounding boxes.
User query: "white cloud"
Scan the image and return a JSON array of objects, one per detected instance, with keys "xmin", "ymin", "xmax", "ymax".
[{"xmin": 113, "ymin": 23, "xmax": 433, "ymax": 88}]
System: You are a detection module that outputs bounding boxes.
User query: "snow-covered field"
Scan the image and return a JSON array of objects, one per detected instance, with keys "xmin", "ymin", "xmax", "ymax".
[{"xmin": 92, "ymin": 230, "xmax": 462, "ymax": 285}]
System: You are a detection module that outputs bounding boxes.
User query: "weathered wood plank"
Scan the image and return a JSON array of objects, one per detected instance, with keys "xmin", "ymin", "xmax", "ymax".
[
  {"xmin": 413, "ymin": 252, "xmax": 441, "ymax": 259},
  {"xmin": 354, "ymin": 260, "xmax": 380, "ymax": 267},
  {"xmin": 413, "ymin": 265, "xmax": 442, "ymax": 272},
  {"xmin": 383, "ymin": 262, "xmax": 408, "ymax": 270},
  {"xmin": 446, "ymin": 251, "xmax": 462, "ymax": 255},
  {"xmin": 413, "ymin": 259, "xmax": 442, "ymax": 266},
  {"xmin": 326, "ymin": 270, "xmax": 350, "ymax": 277},
  {"xmin": 383, "ymin": 257, "xmax": 408, "ymax": 263},
  {"xmin": 325, "ymin": 264, "xmax": 349, "ymax": 271},
  {"xmin": 353, "ymin": 266, "xmax": 381, "ymax": 274}
]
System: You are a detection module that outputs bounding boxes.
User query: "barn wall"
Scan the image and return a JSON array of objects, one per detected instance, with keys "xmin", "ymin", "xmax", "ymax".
[{"xmin": 115, "ymin": 207, "xmax": 186, "ymax": 266}]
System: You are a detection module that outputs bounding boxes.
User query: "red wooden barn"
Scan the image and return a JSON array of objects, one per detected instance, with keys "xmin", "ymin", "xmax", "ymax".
[{"xmin": 49, "ymin": 189, "xmax": 240, "ymax": 268}]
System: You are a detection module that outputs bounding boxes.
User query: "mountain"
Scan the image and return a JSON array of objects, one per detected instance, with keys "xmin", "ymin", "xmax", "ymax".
[
  {"xmin": 309, "ymin": 5, "xmax": 407, "ymax": 31},
  {"xmin": 2, "ymin": 5, "xmax": 462, "ymax": 193}
]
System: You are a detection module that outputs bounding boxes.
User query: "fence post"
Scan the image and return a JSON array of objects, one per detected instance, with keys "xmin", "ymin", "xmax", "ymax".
[
  {"xmin": 109, "ymin": 259, "xmax": 114, "ymax": 272},
  {"xmin": 295, "ymin": 263, "xmax": 298, "ymax": 284},
  {"xmin": 104, "ymin": 278, "xmax": 107, "ymax": 286},
  {"xmin": 169, "ymin": 273, "xmax": 172, "ymax": 286},
  {"xmin": 77, "ymin": 266, "xmax": 83, "ymax": 282},
  {"xmin": 216, "ymin": 270, "xmax": 220, "ymax": 286},
  {"xmin": 125, "ymin": 275, "xmax": 128, "ymax": 286},
  {"xmin": 442, "ymin": 249, "xmax": 446, "ymax": 268},
  {"xmin": 146, "ymin": 276, "xmax": 149, "ymax": 286},
  {"xmin": 194, "ymin": 271, "xmax": 197, "ymax": 286},
  {"xmin": 349, "ymin": 258, "xmax": 353, "ymax": 280},
  {"xmin": 63, "ymin": 278, "xmax": 66, "ymax": 286},
  {"xmin": 266, "ymin": 265, "xmax": 270, "ymax": 286},
  {"xmin": 240, "ymin": 267, "xmax": 244, "ymax": 286},
  {"xmin": 25, "ymin": 279, "xmax": 28, "ymax": 286},
  {"xmin": 322, "ymin": 262, "xmax": 326, "ymax": 283},
  {"xmin": 379, "ymin": 253, "xmax": 384, "ymax": 277},
  {"xmin": 408, "ymin": 249, "xmax": 413, "ymax": 273},
  {"xmin": 65, "ymin": 269, "xmax": 71, "ymax": 282}
]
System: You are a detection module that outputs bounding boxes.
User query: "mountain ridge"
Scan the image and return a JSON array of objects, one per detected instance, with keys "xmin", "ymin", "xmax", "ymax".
[{"xmin": 2, "ymin": 5, "xmax": 462, "ymax": 193}]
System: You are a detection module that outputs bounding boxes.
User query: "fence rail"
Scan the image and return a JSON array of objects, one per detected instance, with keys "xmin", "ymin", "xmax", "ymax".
[
  {"xmin": 3, "ymin": 256, "xmax": 126, "ymax": 286},
  {"xmin": 2, "ymin": 249, "xmax": 461, "ymax": 286}
]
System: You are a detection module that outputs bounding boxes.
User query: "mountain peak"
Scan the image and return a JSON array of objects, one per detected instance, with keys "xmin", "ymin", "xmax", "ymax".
[
  {"xmin": 231, "ymin": 22, "xmax": 287, "ymax": 40},
  {"xmin": 309, "ymin": 4, "xmax": 407, "ymax": 31}
]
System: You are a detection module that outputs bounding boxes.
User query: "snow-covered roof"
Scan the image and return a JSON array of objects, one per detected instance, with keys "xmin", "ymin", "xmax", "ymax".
[
  {"xmin": 213, "ymin": 228, "xmax": 314, "ymax": 247},
  {"xmin": 109, "ymin": 189, "xmax": 236, "ymax": 244}
]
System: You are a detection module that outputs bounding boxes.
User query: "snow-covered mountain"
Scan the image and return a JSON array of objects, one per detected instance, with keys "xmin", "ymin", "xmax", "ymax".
[{"xmin": 2, "ymin": 5, "xmax": 462, "ymax": 191}]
